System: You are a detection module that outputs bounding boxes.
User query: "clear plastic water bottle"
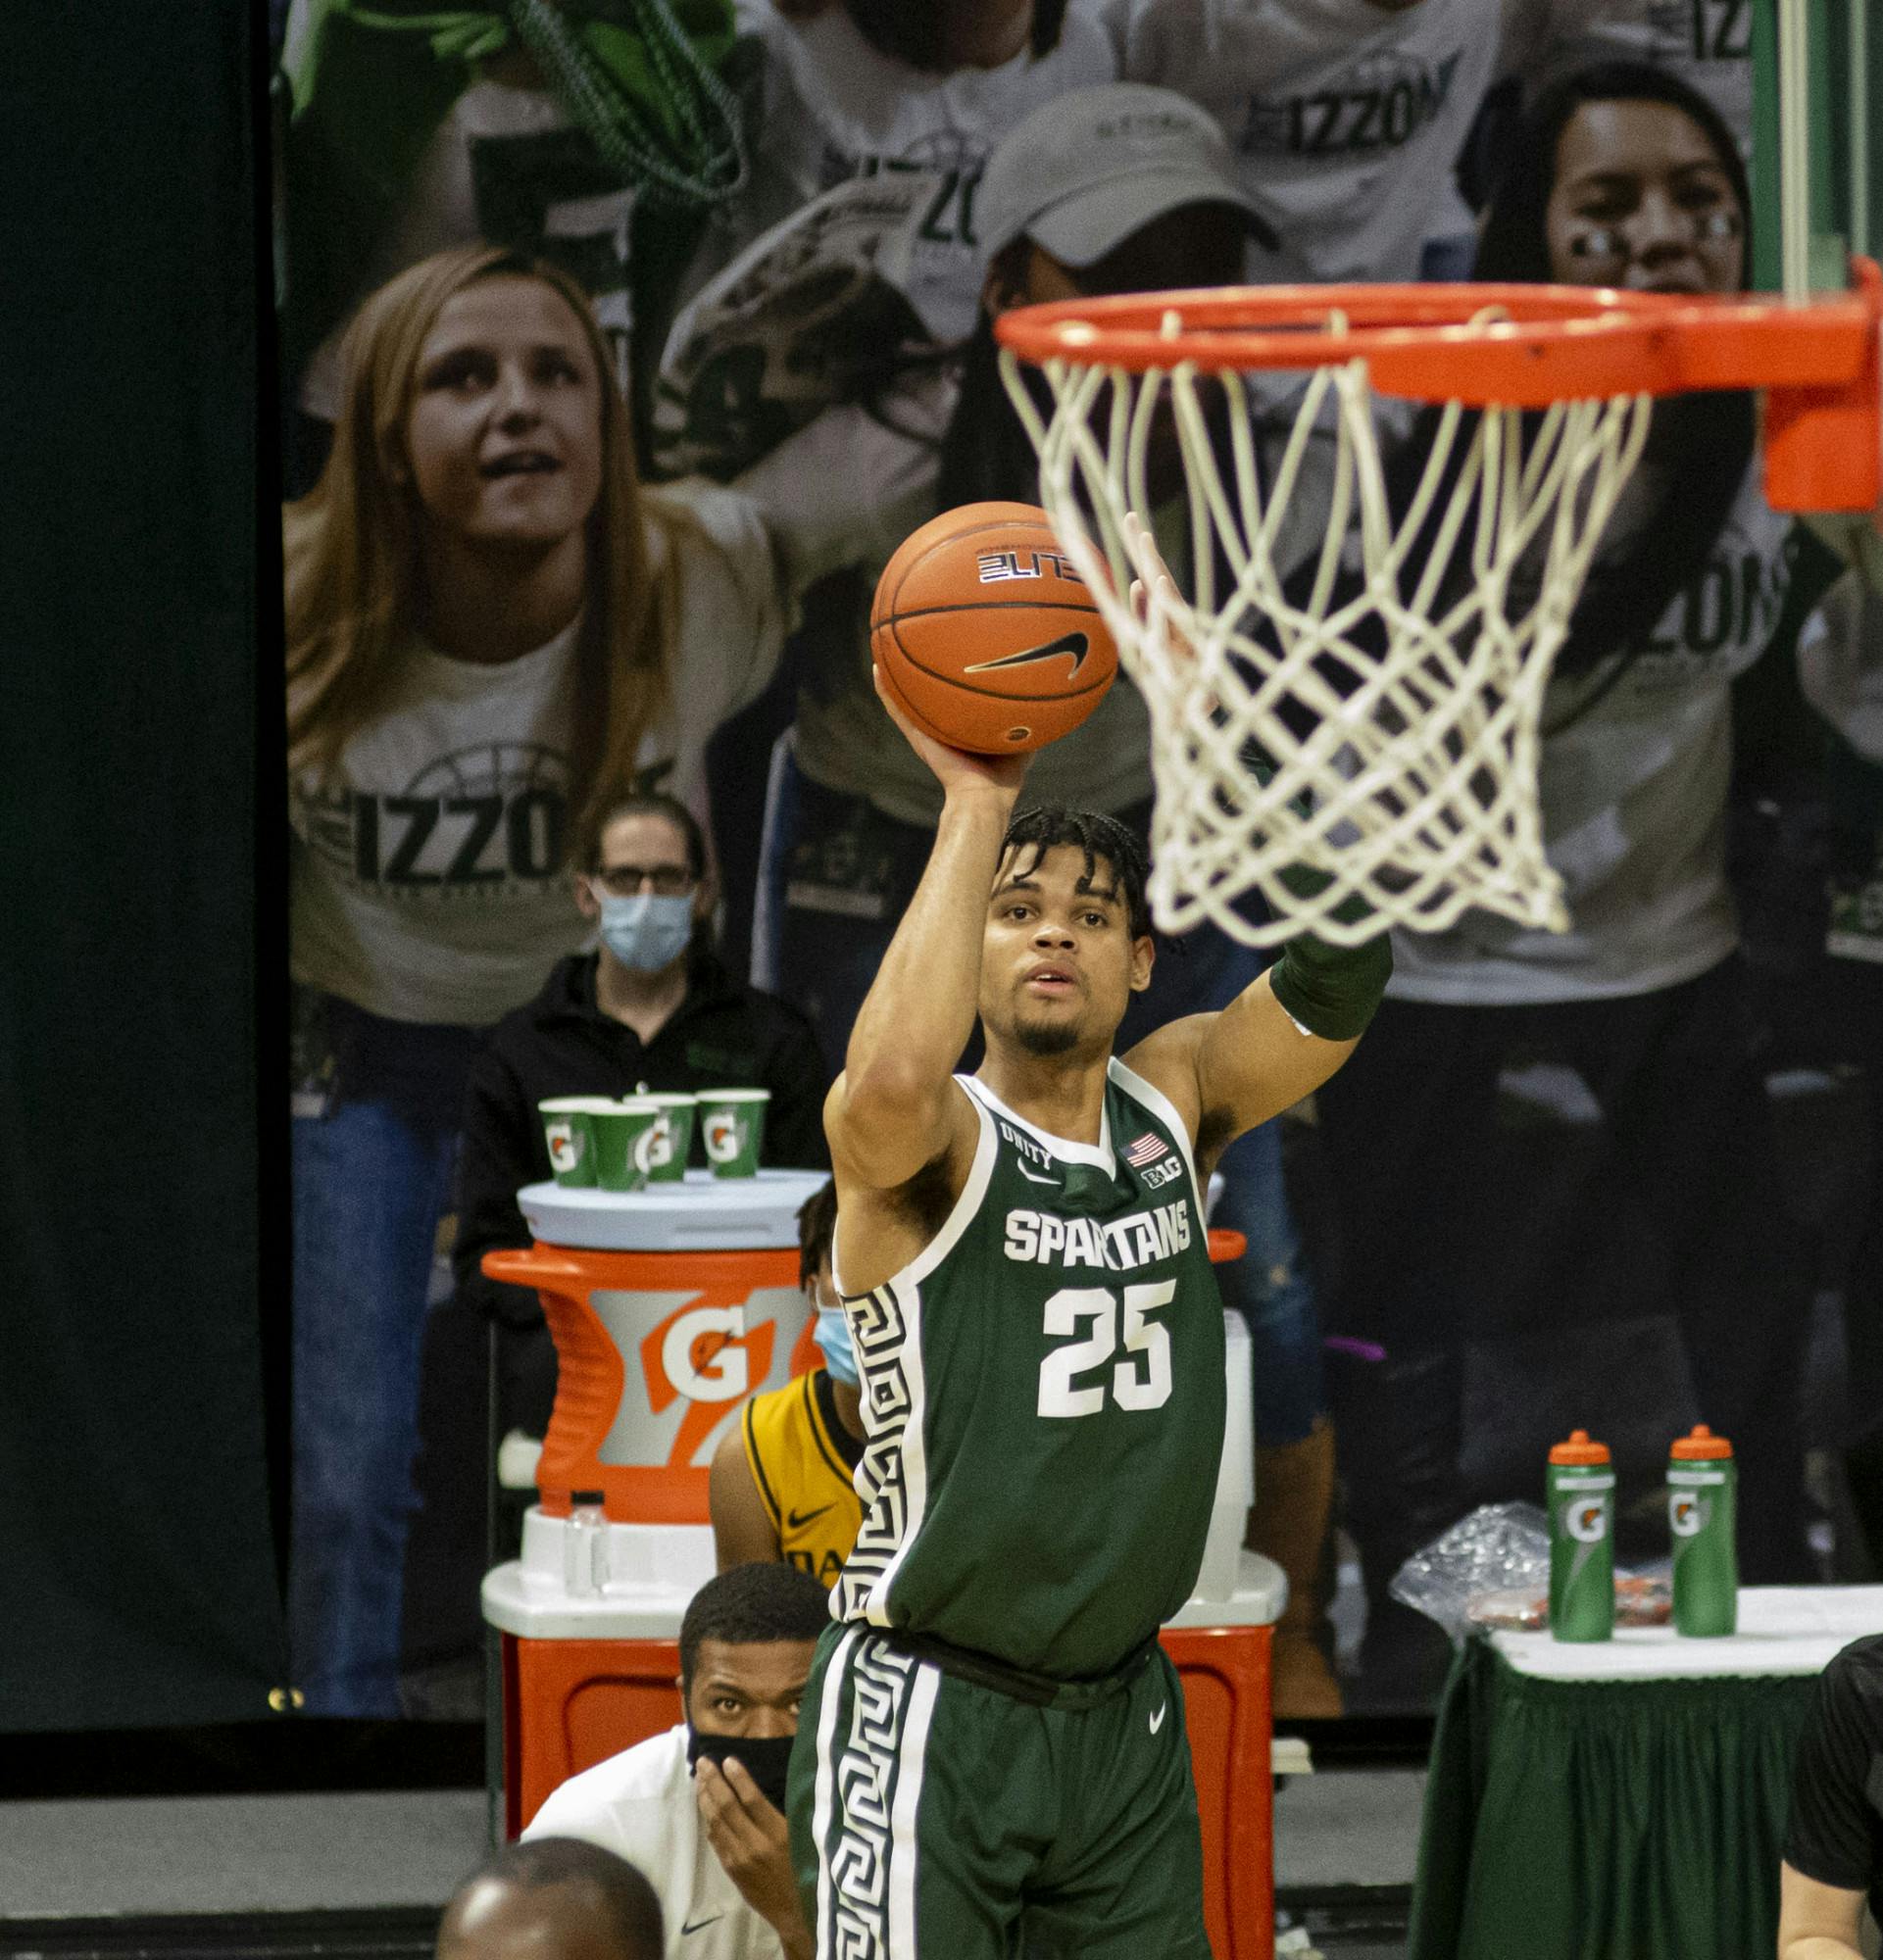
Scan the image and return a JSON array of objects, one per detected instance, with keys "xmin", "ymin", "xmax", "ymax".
[{"xmin": 564, "ymin": 1490, "xmax": 611, "ymax": 1598}]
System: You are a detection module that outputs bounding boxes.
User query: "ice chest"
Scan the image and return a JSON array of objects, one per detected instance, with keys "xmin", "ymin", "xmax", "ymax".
[{"xmin": 483, "ymin": 1170, "xmax": 829, "ymax": 1521}]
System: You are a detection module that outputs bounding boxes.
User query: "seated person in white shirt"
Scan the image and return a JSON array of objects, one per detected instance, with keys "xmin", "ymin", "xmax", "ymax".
[
  {"xmin": 438, "ymin": 1837, "xmax": 664, "ymax": 1960},
  {"xmin": 524, "ymin": 1564, "xmax": 830, "ymax": 1960}
]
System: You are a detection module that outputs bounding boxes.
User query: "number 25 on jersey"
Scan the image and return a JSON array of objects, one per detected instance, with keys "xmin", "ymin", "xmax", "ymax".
[{"xmin": 1037, "ymin": 1280, "xmax": 1175, "ymax": 1418}]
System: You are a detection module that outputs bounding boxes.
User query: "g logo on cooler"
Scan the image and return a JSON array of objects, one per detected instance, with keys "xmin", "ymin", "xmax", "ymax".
[
  {"xmin": 659, "ymin": 1305, "xmax": 750, "ymax": 1403},
  {"xmin": 1562, "ymin": 1497, "xmax": 1608, "ymax": 1544},
  {"xmin": 705, "ymin": 1111, "xmax": 742, "ymax": 1164}
]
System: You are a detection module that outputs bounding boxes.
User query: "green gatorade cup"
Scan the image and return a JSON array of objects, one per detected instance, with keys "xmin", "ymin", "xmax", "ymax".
[
  {"xmin": 539, "ymin": 1097, "xmax": 605, "ymax": 1188},
  {"xmin": 1669, "ymin": 1425, "xmax": 1738, "ymax": 1638},
  {"xmin": 698, "ymin": 1089, "xmax": 768, "ymax": 1178},
  {"xmin": 591, "ymin": 1097, "xmax": 663, "ymax": 1192},
  {"xmin": 641, "ymin": 1093, "xmax": 697, "ymax": 1182},
  {"xmin": 1548, "ymin": 1429, "xmax": 1614, "ymax": 1642}
]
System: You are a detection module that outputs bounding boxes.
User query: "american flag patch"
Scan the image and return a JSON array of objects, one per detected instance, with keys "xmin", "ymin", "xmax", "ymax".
[{"xmin": 1122, "ymin": 1132, "xmax": 1167, "ymax": 1168}]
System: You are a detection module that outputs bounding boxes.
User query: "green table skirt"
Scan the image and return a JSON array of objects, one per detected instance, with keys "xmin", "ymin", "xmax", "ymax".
[{"xmin": 1410, "ymin": 1640, "xmax": 1817, "ymax": 1960}]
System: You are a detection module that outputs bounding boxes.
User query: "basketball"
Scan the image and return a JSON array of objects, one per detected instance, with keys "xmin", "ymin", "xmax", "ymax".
[{"xmin": 869, "ymin": 502, "xmax": 1117, "ymax": 755}]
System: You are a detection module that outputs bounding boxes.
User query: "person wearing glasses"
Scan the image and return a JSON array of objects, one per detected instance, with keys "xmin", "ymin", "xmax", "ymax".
[
  {"xmin": 407, "ymin": 787, "xmax": 827, "ymax": 1716},
  {"xmin": 441, "ymin": 780, "xmax": 831, "ymax": 1576},
  {"xmin": 454, "ymin": 787, "xmax": 829, "ymax": 1373}
]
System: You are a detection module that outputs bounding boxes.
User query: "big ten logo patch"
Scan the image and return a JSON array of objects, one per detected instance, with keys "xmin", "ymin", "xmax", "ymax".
[
  {"xmin": 590, "ymin": 1283, "xmax": 811, "ymax": 1472},
  {"xmin": 977, "ymin": 549, "xmax": 1084, "ymax": 586}
]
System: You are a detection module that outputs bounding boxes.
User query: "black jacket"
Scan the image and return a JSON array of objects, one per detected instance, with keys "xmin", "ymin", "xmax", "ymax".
[{"xmin": 455, "ymin": 951, "xmax": 829, "ymax": 1327}]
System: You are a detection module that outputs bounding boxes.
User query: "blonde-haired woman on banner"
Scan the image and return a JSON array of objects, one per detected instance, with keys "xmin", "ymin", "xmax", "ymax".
[{"xmin": 285, "ymin": 243, "xmax": 881, "ymax": 1716}]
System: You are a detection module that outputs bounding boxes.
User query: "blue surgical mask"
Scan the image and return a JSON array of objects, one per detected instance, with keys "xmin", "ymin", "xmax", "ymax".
[
  {"xmin": 596, "ymin": 891, "xmax": 693, "ymax": 973},
  {"xmin": 815, "ymin": 1301, "xmax": 859, "ymax": 1387}
]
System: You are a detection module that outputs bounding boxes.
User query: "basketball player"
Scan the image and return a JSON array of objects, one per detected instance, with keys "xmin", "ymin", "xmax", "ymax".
[{"xmin": 785, "ymin": 641, "xmax": 1392, "ymax": 1953}]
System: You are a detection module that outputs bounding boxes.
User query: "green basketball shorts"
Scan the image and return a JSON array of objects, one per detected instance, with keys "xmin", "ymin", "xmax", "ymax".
[{"xmin": 786, "ymin": 1623, "xmax": 1211, "ymax": 1959}]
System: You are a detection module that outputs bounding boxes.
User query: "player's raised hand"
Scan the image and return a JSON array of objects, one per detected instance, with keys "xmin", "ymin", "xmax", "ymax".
[
  {"xmin": 1123, "ymin": 509, "xmax": 1184, "ymax": 635},
  {"xmin": 872, "ymin": 663, "xmax": 1030, "ymax": 798},
  {"xmin": 1124, "ymin": 510, "xmax": 1218, "ymax": 720}
]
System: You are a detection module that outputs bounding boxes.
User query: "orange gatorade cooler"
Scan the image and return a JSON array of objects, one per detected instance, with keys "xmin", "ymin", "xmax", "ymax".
[{"xmin": 482, "ymin": 1168, "xmax": 830, "ymax": 1523}]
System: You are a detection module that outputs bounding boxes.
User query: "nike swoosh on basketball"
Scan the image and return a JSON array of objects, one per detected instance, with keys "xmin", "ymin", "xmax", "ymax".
[
  {"xmin": 787, "ymin": 1503, "xmax": 833, "ymax": 1530},
  {"xmin": 964, "ymin": 630, "xmax": 1090, "ymax": 676},
  {"xmin": 680, "ymin": 1915, "xmax": 723, "ymax": 1936},
  {"xmin": 1150, "ymin": 1703, "xmax": 1166, "ymax": 1735},
  {"xmin": 1016, "ymin": 1159, "xmax": 1057, "ymax": 1185}
]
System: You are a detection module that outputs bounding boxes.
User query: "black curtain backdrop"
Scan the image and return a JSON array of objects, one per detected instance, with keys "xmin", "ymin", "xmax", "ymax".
[{"xmin": 0, "ymin": 4, "xmax": 288, "ymax": 1728}]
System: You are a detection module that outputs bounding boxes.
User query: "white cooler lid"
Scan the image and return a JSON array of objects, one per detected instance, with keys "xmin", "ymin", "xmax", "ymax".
[
  {"xmin": 520, "ymin": 1168, "xmax": 830, "ymax": 1251},
  {"xmin": 481, "ymin": 1513, "xmax": 1285, "ymax": 1639}
]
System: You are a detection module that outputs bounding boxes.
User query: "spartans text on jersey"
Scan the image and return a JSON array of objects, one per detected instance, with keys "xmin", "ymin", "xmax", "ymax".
[{"xmin": 1003, "ymin": 1200, "xmax": 1192, "ymax": 1272}]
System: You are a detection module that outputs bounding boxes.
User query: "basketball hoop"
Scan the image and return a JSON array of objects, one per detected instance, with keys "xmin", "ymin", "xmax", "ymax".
[{"xmin": 996, "ymin": 264, "xmax": 1883, "ymax": 947}]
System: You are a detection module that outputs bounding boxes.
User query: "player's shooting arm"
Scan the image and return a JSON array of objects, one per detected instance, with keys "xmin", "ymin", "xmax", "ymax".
[
  {"xmin": 1127, "ymin": 924, "xmax": 1386, "ymax": 1171},
  {"xmin": 1200, "ymin": 924, "xmax": 1388, "ymax": 1136},
  {"xmin": 824, "ymin": 670, "xmax": 1027, "ymax": 1190}
]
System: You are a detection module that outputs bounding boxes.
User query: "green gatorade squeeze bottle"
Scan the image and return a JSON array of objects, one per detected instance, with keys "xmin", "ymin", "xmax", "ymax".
[
  {"xmin": 1548, "ymin": 1429, "xmax": 1614, "ymax": 1642},
  {"xmin": 1669, "ymin": 1425, "xmax": 1738, "ymax": 1637}
]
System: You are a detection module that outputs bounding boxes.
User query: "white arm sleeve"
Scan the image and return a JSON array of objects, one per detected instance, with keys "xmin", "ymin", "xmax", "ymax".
[
  {"xmin": 650, "ymin": 479, "xmax": 795, "ymax": 728},
  {"xmin": 731, "ymin": 369, "xmax": 953, "ymax": 595}
]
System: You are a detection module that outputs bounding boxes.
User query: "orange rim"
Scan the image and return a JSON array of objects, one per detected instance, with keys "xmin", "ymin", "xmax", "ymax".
[{"xmin": 996, "ymin": 260, "xmax": 1883, "ymax": 410}]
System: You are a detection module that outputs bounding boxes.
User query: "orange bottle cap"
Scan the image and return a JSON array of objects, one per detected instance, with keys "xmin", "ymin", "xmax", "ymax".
[
  {"xmin": 1670, "ymin": 1424, "xmax": 1734, "ymax": 1459},
  {"xmin": 1549, "ymin": 1428, "xmax": 1610, "ymax": 1465}
]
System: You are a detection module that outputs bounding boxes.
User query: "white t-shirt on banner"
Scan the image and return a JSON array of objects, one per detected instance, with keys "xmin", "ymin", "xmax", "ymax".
[
  {"xmin": 523, "ymin": 1724, "xmax": 784, "ymax": 1960},
  {"xmin": 289, "ymin": 483, "xmax": 785, "ymax": 1028},
  {"xmin": 1389, "ymin": 466, "xmax": 1798, "ymax": 1004},
  {"xmin": 1798, "ymin": 568, "xmax": 1883, "ymax": 767},
  {"xmin": 1497, "ymin": 0, "xmax": 1754, "ymax": 152},
  {"xmin": 726, "ymin": 1, "xmax": 1117, "ymax": 344},
  {"xmin": 1095, "ymin": 0, "xmax": 1503, "ymax": 283}
]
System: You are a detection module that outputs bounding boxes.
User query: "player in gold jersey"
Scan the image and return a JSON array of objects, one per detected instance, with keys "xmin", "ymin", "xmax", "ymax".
[{"xmin": 711, "ymin": 1181, "xmax": 865, "ymax": 1589}]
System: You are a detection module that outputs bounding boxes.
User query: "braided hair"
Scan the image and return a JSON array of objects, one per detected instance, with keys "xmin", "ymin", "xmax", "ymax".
[{"xmin": 1001, "ymin": 806, "xmax": 1153, "ymax": 943}]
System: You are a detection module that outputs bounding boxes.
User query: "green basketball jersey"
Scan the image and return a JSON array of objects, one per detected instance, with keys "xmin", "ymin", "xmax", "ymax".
[{"xmin": 832, "ymin": 1059, "xmax": 1227, "ymax": 1679}]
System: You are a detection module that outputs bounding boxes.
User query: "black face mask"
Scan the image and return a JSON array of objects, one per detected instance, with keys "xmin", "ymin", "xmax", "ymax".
[{"xmin": 686, "ymin": 1725, "xmax": 796, "ymax": 1814}]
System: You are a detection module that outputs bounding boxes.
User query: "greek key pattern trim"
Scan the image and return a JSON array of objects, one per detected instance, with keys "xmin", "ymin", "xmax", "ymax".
[
  {"xmin": 832, "ymin": 1283, "xmax": 916, "ymax": 1622},
  {"xmin": 821, "ymin": 1639, "xmax": 917, "ymax": 1959}
]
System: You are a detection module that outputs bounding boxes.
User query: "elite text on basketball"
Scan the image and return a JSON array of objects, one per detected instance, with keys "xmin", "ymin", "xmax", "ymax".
[{"xmin": 976, "ymin": 549, "xmax": 1084, "ymax": 585}]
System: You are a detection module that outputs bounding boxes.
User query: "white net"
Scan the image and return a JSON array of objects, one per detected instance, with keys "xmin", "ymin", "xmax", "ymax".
[{"xmin": 1001, "ymin": 320, "xmax": 1655, "ymax": 947}]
